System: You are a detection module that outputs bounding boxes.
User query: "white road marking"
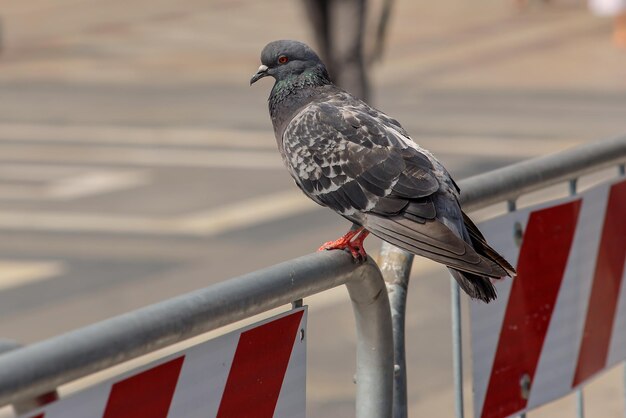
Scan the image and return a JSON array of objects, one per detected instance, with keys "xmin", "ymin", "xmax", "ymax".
[
  {"xmin": 0, "ymin": 190, "xmax": 319, "ymax": 236},
  {"xmin": 0, "ymin": 122, "xmax": 276, "ymax": 149},
  {"xmin": 0, "ymin": 211, "xmax": 183, "ymax": 235},
  {"xmin": 0, "ymin": 144, "xmax": 283, "ymax": 169},
  {"xmin": 0, "ymin": 260, "xmax": 64, "ymax": 291},
  {"xmin": 0, "ymin": 165, "xmax": 151, "ymax": 201},
  {"xmin": 47, "ymin": 170, "xmax": 151, "ymax": 200}
]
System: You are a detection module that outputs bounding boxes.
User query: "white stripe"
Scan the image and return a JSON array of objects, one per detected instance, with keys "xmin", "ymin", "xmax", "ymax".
[
  {"xmin": 32, "ymin": 381, "xmax": 110, "ymax": 418},
  {"xmin": 166, "ymin": 332, "xmax": 240, "ymax": 418},
  {"xmin": 0, "ymin": 190, "xmax": 318, "ymax": 236},
  {"xmin": 0, "ymin": 260, "xmax": 64, "ymax": 291},
  {"xmin": 0, "ymin": 165, "xmax": 150, "ymax": 201},
  {"xmin": 47, "ymin": 170, "xmax": 150, "ymax": 200},
  {"xmin": 0, "ymin": 123, "xmax": 276, "ymax": 149},
  {"xmin": 273, "ymin": 312, "xmax": 307, "ymax": 418},
  {"xmin": 0, "ymin": 144, "xmax": 283, "ymax": 170}
]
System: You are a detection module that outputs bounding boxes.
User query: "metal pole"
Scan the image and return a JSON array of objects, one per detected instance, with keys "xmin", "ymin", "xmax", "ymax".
[
  {"xmin": 379, "ymin": 242, "xmax": 414, "ymax": 418},
  {"xmin": 451, "ymin": 277, "xmax": 464, "ymax": 418},
  {"xmin": 346, "ymin": 261, "xmax": 395, "ymax": 418},
  {"xmin": 460, "ymin": 134, "xmax": 626, "ymax": 211},
  {"xmin": 623, "ymin": 363, "xmax": 626, "ymax": 418},
  {"xmin": 576, "ymin": 389, "xmax": 584, "ymax": 418}
]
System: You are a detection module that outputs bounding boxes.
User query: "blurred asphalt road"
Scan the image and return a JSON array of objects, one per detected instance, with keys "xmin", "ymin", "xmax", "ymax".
[{"xmin": 0, "ymin": 0, "xmax": 625, "ymax": 416}]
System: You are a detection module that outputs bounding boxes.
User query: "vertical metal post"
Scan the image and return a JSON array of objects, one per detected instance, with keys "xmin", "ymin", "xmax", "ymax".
[
  {"xmin": 346, "ymin": 265, "xmax": 395, "ymax": 418},
  {"xmin": 623, "ymin": 364, "xmax": 626, "ymax": 418},
  {"xmin": 576, "ymin": 390, "xmax": 585, "ymax": 418},
  {"xmin": 379, "ymin": 242, "xmax": 414, "ymax": 418},
  {"xmin": 451, "ymin": 277, "xmax": 464, "ymax": 418},
  {"xmin": 619, "ymin": 163, "xmax": 625, "ymax": 176},
  {"xmin": 507, "ymin": 199, "xmax": 517, "ymax": 213},
  {"xmin": 569, "ymin": 178, "xmax": 577, "ymax": 197}
]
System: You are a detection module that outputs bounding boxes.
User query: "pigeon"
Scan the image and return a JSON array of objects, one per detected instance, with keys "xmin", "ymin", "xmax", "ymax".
[{"xmin": 250, "ymin": 40, "xmax": 515, "ymax": 302}]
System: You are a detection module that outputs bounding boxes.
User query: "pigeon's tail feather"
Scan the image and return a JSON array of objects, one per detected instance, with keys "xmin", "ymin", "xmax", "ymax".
[
  {"xmin": 364, "ymin": 212, "xmax": 516, "ymax": 303},
  {"xmin": 364, "ymin": 214, "xmax": 508, "ymax": 278},
  {"xmin": 462, "ymin": 211, "xmax": 517, "ymax": 277},
  {"xmin": 449, "ymin": 268, "xmax": 497, "ymax": 303}
]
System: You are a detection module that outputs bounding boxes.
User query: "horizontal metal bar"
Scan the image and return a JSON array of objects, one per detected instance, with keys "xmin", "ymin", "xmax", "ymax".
[
  {"xmin": 459, "ymin": 134, "xmax": 626, "ymax": 211},
  {"xmin": 0, "ymin": 251, "xmax": 385, "ymax": 407}
]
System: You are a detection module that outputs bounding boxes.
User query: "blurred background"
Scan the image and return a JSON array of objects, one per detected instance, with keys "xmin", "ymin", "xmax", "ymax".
[{"xmin": 0, "ymin": 0, "xmax": 625, "ymax": 416}]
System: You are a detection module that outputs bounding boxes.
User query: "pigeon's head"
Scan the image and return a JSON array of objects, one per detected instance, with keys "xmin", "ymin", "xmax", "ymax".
[{"xmin": 250, "ymin": 40, "xmax": 329, "ymax": 86}]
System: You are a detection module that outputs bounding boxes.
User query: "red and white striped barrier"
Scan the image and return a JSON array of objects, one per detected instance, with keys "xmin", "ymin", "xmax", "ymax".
[
  {"xmin": 471, "ymin": 178, "xmax": 626, "ymax": 418},
  {"xmin": 21, "ymin": 308, "xmax": 307, "ymax": 418}
]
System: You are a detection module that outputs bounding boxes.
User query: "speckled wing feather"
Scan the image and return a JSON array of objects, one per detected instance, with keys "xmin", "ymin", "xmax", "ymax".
[
  {"xmin": 282, "ymin": 94, "xmax": 436, "ymax": 215},
  {"xmin": 280, "ymin": 91, "xmax": 508, "ymax": 278}
]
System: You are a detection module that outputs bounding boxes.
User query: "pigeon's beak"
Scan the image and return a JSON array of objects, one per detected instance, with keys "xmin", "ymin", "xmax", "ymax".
[{"xmin": 250, "ymin": 65, "xmax": 269, "ymax": 85}]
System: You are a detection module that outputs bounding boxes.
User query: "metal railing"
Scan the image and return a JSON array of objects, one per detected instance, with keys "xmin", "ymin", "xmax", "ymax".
[
  {"xmin": 0, "ymin": 134, "xmax": 624, "ymax": 418},
  {"xmin": 0, "ymin": 252, "xmax": 394, "ymax": 417}
]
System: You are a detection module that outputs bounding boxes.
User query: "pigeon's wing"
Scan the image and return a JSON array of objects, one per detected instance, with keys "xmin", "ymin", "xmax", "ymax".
[
  {"xmin": 281, "ymin": 99, "xmax": 439, "ymax": 218},
  {"xmin": 282, "ymin": 96, "xmax": 508, "ymax": 278}
]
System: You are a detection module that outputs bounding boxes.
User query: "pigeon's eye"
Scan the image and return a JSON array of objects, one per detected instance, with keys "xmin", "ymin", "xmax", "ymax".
[{"xmin": 278, "ymin": 55, "xmax": 289, "ymax": 64}]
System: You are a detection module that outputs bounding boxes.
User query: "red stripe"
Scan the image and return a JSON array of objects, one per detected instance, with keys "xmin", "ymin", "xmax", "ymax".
[
  {"xmin": 216, "ymin": 310, "xmax": 304, "ymax": 418},
  {"xmin": 24, "ymin": 392, "xmax": 57, "ymax": 418},
  {"xmin": 102, "ymin": 356, "xmax": 184, "ymax": 418},
  {"xmin": 35, "ymin": 391, "xmax": 58, "ymax": 406},
  {"xmin": 481, "ymin": 200, "xmax": 582, "ymax": 418},
  {"xmin": 573, "ymin": 180, "xmax": 626, "ymax": 387}
]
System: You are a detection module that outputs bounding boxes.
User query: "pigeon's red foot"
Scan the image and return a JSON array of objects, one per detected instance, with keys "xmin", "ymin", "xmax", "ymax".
[{"xmin": 318, "ymin": 228, "xmax": 370, "ymax": 261}]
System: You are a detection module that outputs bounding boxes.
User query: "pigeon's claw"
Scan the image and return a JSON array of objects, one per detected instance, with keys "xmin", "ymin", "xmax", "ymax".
[
  {"xmin": 350, "ymin": 230, "xmax": 370, "ymax": 260},
  {"xmin": 318, "ymin": 228, "xmax": 370, "ymax": 261}
]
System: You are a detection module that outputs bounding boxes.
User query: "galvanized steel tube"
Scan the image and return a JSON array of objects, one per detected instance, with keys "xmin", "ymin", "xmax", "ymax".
[
  {"xmin": 460, "ymin": 134, "xmax": 626, "ymax": 211},
  {"xmin": 347, "ymin": 262, "xmax": 395, "ymax": 418},
  {"xmin": 379, "ymin": 242, "xmax": 414, "ymax": 418}
]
